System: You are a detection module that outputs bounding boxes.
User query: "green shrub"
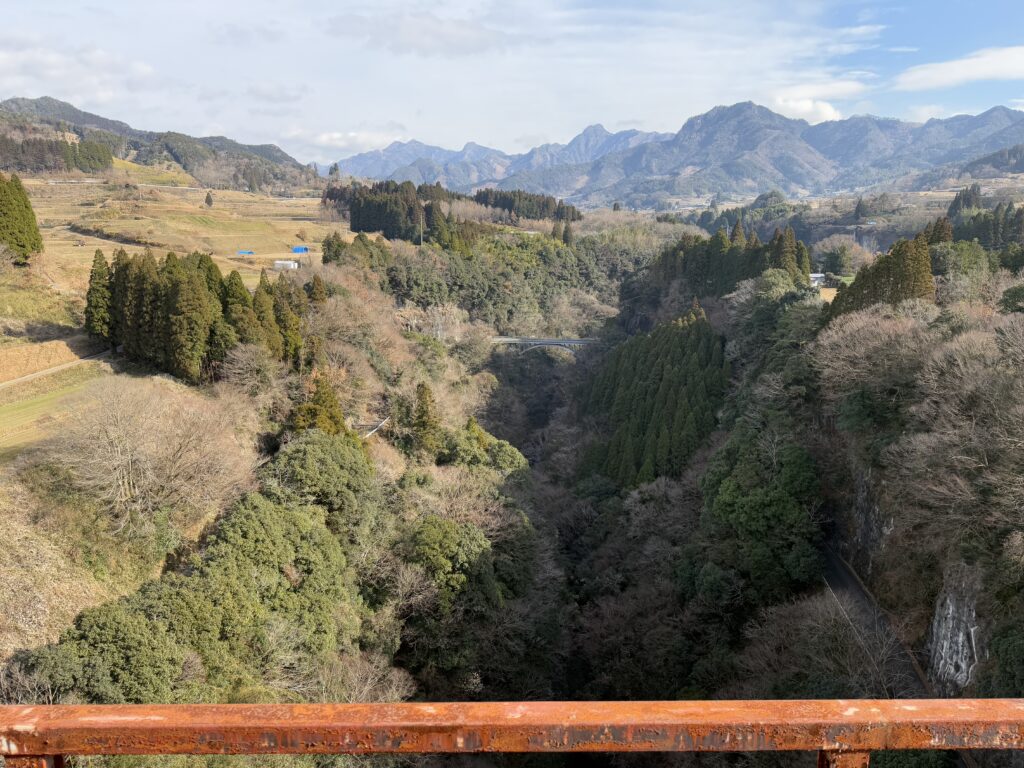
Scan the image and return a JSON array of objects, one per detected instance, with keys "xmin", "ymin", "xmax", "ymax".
[
  {"xmin": 409, "ymin": 515, "xmax": 492, "ymax": 609},
  {"xmin": 264, "ymin": 430, "xmax": 378, "ymax": 547}
]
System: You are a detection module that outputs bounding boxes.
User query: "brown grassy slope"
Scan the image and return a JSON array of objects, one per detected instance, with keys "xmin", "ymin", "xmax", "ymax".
[
  {"xmin": 0, "ymin": 335, "xmax": 103, "ymax": 382},
  {"xmin": 0, "ymin": 470, "xmax": 115, "ymax": 660},
  {"xmin": 21, "ymin": 178, "xmax": 350, "ymax": 293}
]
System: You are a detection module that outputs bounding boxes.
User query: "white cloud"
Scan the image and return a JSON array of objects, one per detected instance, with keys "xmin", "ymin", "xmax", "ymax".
[
  {"xmin": 776, "ymin": 79, "xmax": 871, "ymax": 101},
  {"xmin": 887, "ymin": 46, "xmax": 918, "ymax": 54},
  {"xmin": 893, "ymin": 46, "xmax": 1024, "ymax": 91},
  {"xmin": 283, "ymin": 124, "xmax": 409, "ymax": 161},
  {"xmin": 769, "ymin": 78, "xmax": 873, "ymax": 123},
  {"xmin": 905, "ymin": 104, "xmax": 947, "ymax": 122},
  {"xmin": 0, "ymin": 34, "xmax": 154, "ymax": 106},
  {"xmin": 330, "ymin": 10, "xmax": 526, "ymax": 57},
  {"xmin": 246, "ymin": 83, "xmax": 308, "ymax": 105},
  {"xmin": 773, "ymin": 98, "xmax": 842, "ymax": 123},
  {"xmin": 210, "ymin": 22, "xmax": 280, "ymax": 46}
]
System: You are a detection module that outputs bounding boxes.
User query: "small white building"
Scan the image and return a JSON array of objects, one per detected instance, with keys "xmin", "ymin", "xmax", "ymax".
[
  {"xmin": 273, "ymin": 259, "xmax": 300, "ymax": 271},
  {"xmin": 810, "ymin": 273, "xmax": 826, "ymax": 287}
]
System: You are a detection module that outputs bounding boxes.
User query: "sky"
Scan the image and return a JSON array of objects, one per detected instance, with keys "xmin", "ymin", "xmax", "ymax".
[{"xmin": 3, "ymin": 0, "xmax": 1024, "ymax": 163}]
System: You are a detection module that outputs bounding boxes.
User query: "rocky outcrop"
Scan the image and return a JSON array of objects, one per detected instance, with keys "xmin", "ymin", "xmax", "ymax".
[
  {"xmin": 928, "ymin": 562, "xmax": 986, "ymax": 694},
  {"xmin": 836, "ymin": 465, "xmax": 893, "ymax": 579}
]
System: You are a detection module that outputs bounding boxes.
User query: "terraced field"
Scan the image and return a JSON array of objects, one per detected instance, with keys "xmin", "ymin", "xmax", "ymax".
[
  {"xmin": 0, "ymin": 361, "xmax": 111, "ymax": 461},
  {"xmin": 22, "ymin": 176, "xmax": 347, "ymax": 291}
]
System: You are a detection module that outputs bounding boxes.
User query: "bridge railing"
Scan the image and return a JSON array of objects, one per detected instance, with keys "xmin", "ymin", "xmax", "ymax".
[{"xmin": 2, "ymin": 700, "xmax": 1022, "ymax": 767}]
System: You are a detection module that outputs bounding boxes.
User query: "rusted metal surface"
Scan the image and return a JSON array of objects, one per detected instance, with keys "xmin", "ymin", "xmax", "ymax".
[
  {"xmin": 0, "ymin": 700, "xmax": 1022, "ymax": 757},
  {"xmin": 4, "ymin": 757, "xmax": 64, "ymax": 768},
  {"xmin": 819, "ymin": 750, "xmax": 871, "ymax": 768}
]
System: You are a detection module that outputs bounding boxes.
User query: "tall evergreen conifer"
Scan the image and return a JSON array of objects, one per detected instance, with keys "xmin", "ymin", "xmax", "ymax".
[
  {"xmin": 223, "ymin": 270, "xmax": 264, "ymax": 345},
  {"xmin": 84, "ymin": 250, "xmax": 112, "ymax": 342}
]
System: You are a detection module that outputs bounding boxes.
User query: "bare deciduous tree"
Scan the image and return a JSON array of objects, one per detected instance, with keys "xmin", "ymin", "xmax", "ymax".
[
  {"xmin": 737, "ymin": 592, "xmax": 917, "ymax": 699},
  {"xmin": 44, "ymin": 377, "xmax": 257, "ymax": 535}
]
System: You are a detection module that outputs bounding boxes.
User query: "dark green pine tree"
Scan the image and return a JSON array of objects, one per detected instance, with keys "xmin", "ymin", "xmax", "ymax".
[
  {"xmin": 273, "ymin": 277, "xmax": 304, "ymax": 366},
  {"xmin": 617, "ymin": 433, "xmax": 637, "ymax": 487},
  {"xmin": 108, "ymin": 249, "xmax": 131, "ymax": 350},
  {"xmin": 796, "ymin": 241, "xmax": 812, "ymax": 285},
  {"xmin": 0, "ymin": 173, "xmax": 43, "ymax": 263},
  {"xmin": 124, "ymin": 252, "xmax": 161, "ymax": 363},
  {"xmin": 412, "ymin": 382, "xmax": 444, "ymax": 458},
  {"xmin": 223, "ymin": 270, "xmax": 264, "ymax": 345},
  {"xmin": 185, "ymin": 251, "xmax": 224, "ymax": 302},
  {"xmin": 780, "ymin": 226, "xmax": 799, "ymax": 280},
  {"xmin": 292, "ymin": 376, "xmax": 347, "ymax": 434},
  {"xmin": 635, "ymin": 449, "xmax": 656, "ymax": 485},
  {"xmin": 854, "ymin": 197, "xmax": 868, "ymax": 221},
  {"xmin": 426, "ymin": 201, "xmax": 451, "ymax": 246},
  {"xmin": 730, "ymin": 219, "xmax": 747, "ymax": 248},
  {"xmin": 562, "ymin": 220, "xmax": 574, "ymax": 247},
  {"xmin": 551, "ymin": 221, "xmax": 564, "ymax": 242},
  {"xmin": 205, "ymin": 191, "xmax": 213, "ymax": 208},
  {"xmin": 309, "ymin": 273, "xmax": 328, "ymax": 304},
  {"xmin": 205, "ymin": 316, "xmax": 238, "ymax": 378},
  {"xmin": 84, "ymin": 250, "xmax": 112, "ymax": 342},
  {"xmin": 258, "ymin": 267, "xmax": 273, "ymax": 293},
  {"xmin": 253, "ymin": 276, "xmax": 284, "ymax": 358},
  {"xmin": 654, "ymin": 423, "xmax": 671, "ymax": 476},
  {"xmin": 165, "ymin": 266, "xmax": 215, "ymax": 383}
]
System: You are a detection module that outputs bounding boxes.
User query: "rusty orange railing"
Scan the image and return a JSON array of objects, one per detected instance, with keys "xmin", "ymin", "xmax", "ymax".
[{"xmin": 2, "ymin": 700, "xmax": 1023, "ymax": 768}]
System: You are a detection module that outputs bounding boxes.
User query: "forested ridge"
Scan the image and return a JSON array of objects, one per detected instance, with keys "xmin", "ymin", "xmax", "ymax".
[{"xmin": 0, "ymin": 135, "xmax": 114, "ymax": 173}]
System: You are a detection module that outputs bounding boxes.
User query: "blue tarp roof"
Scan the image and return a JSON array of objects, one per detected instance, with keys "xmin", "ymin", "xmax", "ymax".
[
  {"xmin": 292, "ymin": 246, "xmax": 309, "ymax": 253},
  {"xmin": 237, "ymin": 250, "xmax": 255, "ymax": 255}
]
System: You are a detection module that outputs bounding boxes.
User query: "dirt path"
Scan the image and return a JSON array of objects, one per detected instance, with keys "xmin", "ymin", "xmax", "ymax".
[{"xmin": 0, "ymin": 349, "xmax": 110, "ymax": 392}]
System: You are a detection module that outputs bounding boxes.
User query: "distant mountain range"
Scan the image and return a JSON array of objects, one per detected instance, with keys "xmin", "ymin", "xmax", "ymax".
[
  {"xmin": 327, "ymin": 124, "xmax": 673, "ymax": 191},
  {"xmin": 331, "ymin": 102, "xmax": 1024, "ymax": 207},
  {"xmin": 0, "ymin": 96, "xmax": 314, "ymax": 191},
  {"xmin": 4, "ymin": 97, "xmax": 1024, "ymax": 205}
]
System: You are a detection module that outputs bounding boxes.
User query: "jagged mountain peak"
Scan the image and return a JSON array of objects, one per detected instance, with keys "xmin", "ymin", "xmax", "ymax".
[{"xmin": 332, "ymin": 102, "xmax": 1024, "ymax": 206}]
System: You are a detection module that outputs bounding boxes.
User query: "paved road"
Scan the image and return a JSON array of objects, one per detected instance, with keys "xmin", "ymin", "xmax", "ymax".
[{"xmin": 0, "ymin": 350, "xmax": 110, "ymax": 392}]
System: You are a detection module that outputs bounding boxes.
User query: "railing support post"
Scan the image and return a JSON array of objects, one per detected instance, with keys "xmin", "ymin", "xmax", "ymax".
[
  {"xmin": 5, "ymin": 757, "xmax": 65, "ymax": 768},
  {"xmin": 819, "ymin": 751, "xmax": 871, "ymax": 768}
]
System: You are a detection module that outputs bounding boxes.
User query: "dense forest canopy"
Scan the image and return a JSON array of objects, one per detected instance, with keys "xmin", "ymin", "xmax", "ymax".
[
  {"xmin": 85, "ymin": 249, "xmax": 308, "ymax": 383},
  {"xmin": 579, "ymin": 309, "xmax": 729, "ymax": 487},
  {"xmin": 0, "ymin": 136, "xmax": 113, "ymax": 173},
  {"xmin": 472, "ymin": 188, "xmax": 581, "ymax": 222},
  {"xmin": 321, "ymin": 180, "xmax": 580, "ymax": 243}
]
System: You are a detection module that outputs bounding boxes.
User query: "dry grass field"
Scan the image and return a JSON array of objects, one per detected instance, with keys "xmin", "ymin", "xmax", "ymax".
[
  {"xmin": 0, "ymin": 361, "xmax": 111, "ymax": 461},
  {"xmin": 0, "ymin": 461, "xmax": 117, "ymax": 660},
  {"xmin": 22, "ymin": 174, "xmax": 346, "ymax": 293},
  {"xmin": 0, "ymin": 334, "xmax": 104, "ymax": 382}
]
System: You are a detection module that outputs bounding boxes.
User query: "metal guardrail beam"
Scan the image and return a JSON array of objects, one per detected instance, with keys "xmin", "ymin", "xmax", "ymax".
[{"xmin": 2, "ymin": 700, "xmax": 1023, "ymax": 765}]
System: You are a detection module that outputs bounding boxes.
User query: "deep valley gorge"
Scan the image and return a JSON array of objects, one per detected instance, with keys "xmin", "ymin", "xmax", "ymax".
[{"xmin": 4, "ymin": 14, "xmax": 1024, "ymax": 763}]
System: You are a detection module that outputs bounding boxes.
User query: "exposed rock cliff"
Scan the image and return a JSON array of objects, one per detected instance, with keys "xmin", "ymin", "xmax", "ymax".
[{"xmin": 928, "ymin": 562, "xmax": 986, "ymax": 694}]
